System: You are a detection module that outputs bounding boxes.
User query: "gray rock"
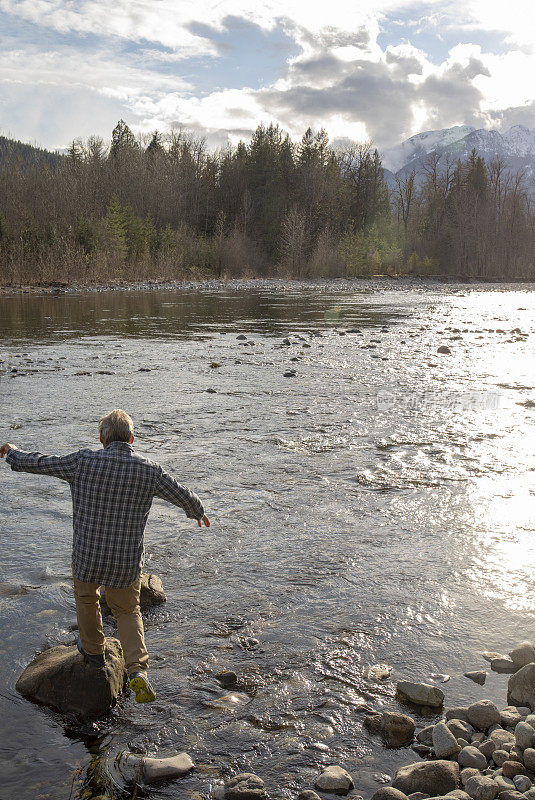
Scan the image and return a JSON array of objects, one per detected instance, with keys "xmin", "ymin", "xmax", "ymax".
[
  {"xmin": 15, "ymin": 638, "xmax": 126, "ymax": 719},
  {"xmin": 370, "ymin": 790, "xmax": 410, "ymax": 800},
  {"xmin": 408, "ymin": 794, "xmax": 430, "ymax": 800},
  {"xmin": 512, "ymin": 776, "xmax": 531, "ymax": 793},
  {"xmin": 525, "ymin": 714, "xmax": 535, "ymax": 729},
  {"xmin": 381, "ymin": 712, "xmax": 416, "ymax": 747},
  {"xmin": 216, "ymin": 670, "xmax": 239, "ymax": 689},
  {"xmin": 364, "ymin": 715, "xmax": 383, "ymax": 735},
  {"xmin": 479, "ymin": 740, "xmax": 496, "ymax": 758},
  {"xmin": 508, "ymin": 665, "xmax": 535, "ymax": 709},
  {"xmin": 449, "ymin": 721, "xmax": 475, "ymax": 740},
  {"xmin": 497, "ymin": 793, "xmax": 524, "ymax": 800},
  {"xmin": 492, "ymin": 751, "xmax": 509, "ymax": 768},
  {"xmin": 490, "ymin": 730, "xmax": 515, "ymax": 749},
  {"xmin": 500, "ymin": 709, "xmax": 523, "ymax": 729},
  {"xmin": 226, "ymin": 774, "xmax": 267, "ymax": 800},
  {"xmin": 523, "ymin": 790, "xmax": 535, "ymax": 800},
  {"xmin": 468, "ymin": 702, "xmax": 502, "ymax": 731},
  {"xmin": 494, "ymin": 778, "xmax": 515, "ymax": 791},
  {"xmin": 120, "ymin": 752, "xmax": 194, "ymax": 784},
  {"xmin": 472, "ymin": 734, "xmax": 486, "ymax": 744},
  {"xmin": 437, "ymin": 346, "xmax": 452, "ymax": 354},
  {"xmin": 433, "ymin": 723, "xmax": 462, "ymax": 758},
  {"xmin": 482, "ymin": 653, "xmax": 508, "ymax": 663},
  {"xmin": 392, "ymin": 761, "xmax": 460, "ymax": 796},
  {"xmin": 459, "ymin": 747, "xmax": 488, "ymax": 770},
  {"xmin": 397, "ymin": 681, "xmax": 445, "ymax": 708},
  {"xmin": 447, "ymin": 793, "xmax": 471, "ymax": 800},
  {"xmin": 461, "ymin": 771, "xmax": 481, "ymax": 787},
  {"xmin": 515, "ymin": 722, "xmax": 535, "ymax": 750},
  {"xmin": 523, "ymin": 747, "xmax": 535, "ymax": 770},
  {"xmin": 412, "ymin": 744, "xmax": 432, "ymax": 757},
  {"xmin": 464, "ymin": 776, "xmax": 498, "ymax": 800},
  {"xmin": 418, "ymin": 726, "xmax": 436, "ymax": 745},
  {"xmin": 509, "ymin": 643, "xmax": 535, "ymax": 668},
  {"xmin": 465, "ymin": 672, "xmax": 487, "ymax": 686},
  {"xmin": 315, "ymin": 766, "xmax": 354, "ymax": 795},
  {"xmin": 491, "ymin": 659, "xmax": 518, "ymax": 675},
  {"xmin": 458, "ymin": 739, "xmax": 470, "ymax": 749}
]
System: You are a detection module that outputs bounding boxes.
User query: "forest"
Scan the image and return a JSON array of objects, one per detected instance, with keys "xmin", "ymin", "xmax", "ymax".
[{"xmin": 0, "ymin": 120, "xmax": 534, "ymax": 285}]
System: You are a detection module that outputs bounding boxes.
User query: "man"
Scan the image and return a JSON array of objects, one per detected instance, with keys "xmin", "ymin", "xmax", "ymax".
[{"xmin": 0, "ymin": 409, "xmax": 209, "ymax": 704}]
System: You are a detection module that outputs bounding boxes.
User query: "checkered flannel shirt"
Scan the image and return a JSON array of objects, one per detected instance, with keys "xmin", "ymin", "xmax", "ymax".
[{"xmin": 6, "ymin": 441, "xmax": 205, "ymax": 588}]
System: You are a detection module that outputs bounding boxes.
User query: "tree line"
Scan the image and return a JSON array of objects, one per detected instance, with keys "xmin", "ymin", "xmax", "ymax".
[{"xmin": 0, "ymin": 120, "xmax": 534, "ymax": 285}]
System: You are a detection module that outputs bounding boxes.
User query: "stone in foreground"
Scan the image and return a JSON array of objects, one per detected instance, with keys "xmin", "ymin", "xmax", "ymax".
[
  {"xmin": 315, "ymin": 766, "xmax": 354, "ymax": 795},
  {"xmin": 15, "ymin": 638, "xmax": 126, "ymax": 719},
  {"xmin": 396, "ymin": 681, "xmax": 445, "ymax": 708},
  {"xmin": 509, "ymin": 642, "xmax": 535, "ymax": 668},
  {"xmin": 118, "ymin": 752, "xmax": 194, "ymax": 784},
  {"xmin": 464, "ymin": 776, "xmax": 498, "ymax": 800},
  {"xmin": 433, "ymin": 722, "xmax": 462, "ymax": 758},
  {"xmin": 226, "ymin": 773, "xmax": 266, "ymax": 800},
  {"xmin": 466, "ymin": 701, "xmax": 501, "ymax": 731},
  {"xmin": 508, "ymin": 665, "xmax": 535, "ymax": 710},
  {"xmin": 392, "ymin": 760, "xmax": 460, "ymax": 796},
  {"xmin": 380, "ymin": 712, "xmax": 416, "ymax": 747},
  {"xmin": 370, "ymin": 789, "xmax": 410, "ymax": 800}
]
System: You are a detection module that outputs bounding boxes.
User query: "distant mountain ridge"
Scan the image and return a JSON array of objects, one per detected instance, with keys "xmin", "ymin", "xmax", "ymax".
[
  {"xmin": 382, "ymin": 124, "xmax": 535, "ymax": 186},
  {"xmin": 0, "ymin": 136, "xmax": 62, "ymax": 169}
]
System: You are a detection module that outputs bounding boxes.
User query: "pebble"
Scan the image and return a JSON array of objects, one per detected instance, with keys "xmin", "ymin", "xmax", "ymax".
[
  {"xmin": 462, "ymin": 769, "xmax": 481, "ymax": 786},
  {"xmin": 489, "ymin": 729, "xmax": 515, "ymax": 749},
  {"xmin": 492, "ymin": 750, "xmax": 509, "ymax": 767},
  {"xmin": 501, "ymin": 762, "xmax": 526, "ymax": 779},
  {"xmin": 448, "ymin": 721, "xmax": 474, "ymax": 740}
]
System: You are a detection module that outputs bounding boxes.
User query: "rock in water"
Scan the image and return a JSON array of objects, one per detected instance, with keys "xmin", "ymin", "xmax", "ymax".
[
  {"xmin": 315, "ymin": 766, "xmax": 354, "ymax": 795},
  {"xmin": 396, "ymin": 681, "xmax": 445, "ymax": 707},
  {"xmin": 392, "ymin": 760, "xmax": 460, "ymax": 795},
  {"xmin": 510, "ymin": 642, "xmax": 535, "ymax": 668},
  {"xmin": 490, "ymin": 658, "xmax": 517, "ymax": 674},
  {"xmin": 380, "ymin": 712, "xmax": 416, "ymax": 747},
  {"xmin": 508, "ymin": 664, "xmax": 535, "ymax": 709},
  {"xmin": 370, "ymin": 790, "xmax": 410, "ymax": 800},
  {"xmin": 464, "ymin": 672, "xmax": 487, "ymax": 685},
  {"xmin": 226, "ymin": 774, "xmax": 266, "ymax": 800},
  {"xmin": 16, "ymin": 638, "xmax": 126, "ymax": 719},
  {"xmin": 117, "ymin": 751, "xmax": 194, "ymax": 784}
]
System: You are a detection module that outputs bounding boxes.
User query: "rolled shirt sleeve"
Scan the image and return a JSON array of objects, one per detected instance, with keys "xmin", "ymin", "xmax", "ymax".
[
  {"xmin": 154, "ymin": 468, "xmax": 205, "ymax": 520},
  {"xmin": 6, "ymin": 447, "xmax": 80, "ymax": 483}
]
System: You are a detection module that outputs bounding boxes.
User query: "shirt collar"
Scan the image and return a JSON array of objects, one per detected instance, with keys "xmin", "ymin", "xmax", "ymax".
[{"xmin": 105, "ymin": 441, "xmax": 133, "ymax": 451}]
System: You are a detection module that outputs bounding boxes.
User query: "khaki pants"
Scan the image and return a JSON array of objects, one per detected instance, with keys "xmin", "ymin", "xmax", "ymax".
[{"xmin": 73, "ymin": 571, "xmax": 149, "ymax": 675}]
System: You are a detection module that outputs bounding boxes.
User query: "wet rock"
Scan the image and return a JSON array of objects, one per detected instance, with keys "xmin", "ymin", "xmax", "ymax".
[
  {"xmin": 512, "ymin": 775, "xmax": 531, "ymax": 793},
  {"xmin": 236, "ymin": 335, "xmax": 247, "ymax": 340},
  {"xmin": 16, "ymin": 638, "xmax": 126, "ymax": 719},
  {"xmin": 501, "ymin": 762, "xmax": 526, "ymax": 779},
  {"xmin": 392, "ymin": 761, "xmax": 460, "ymax": 796},
  {"xmin": 216, "ymin": 670, "xmax": 239, "ymax": 689},
  {"xmin": 509, "ymin": 643, "xmax": 535, "ymax": 668},
  {"xmin": 226, "ymin": 773, "xmax": 266, "ymax": 800},
  {"xmin": 523, "ymin": 747, "xmax": 535, "ymax": 770},
  {"xmin": 397, "ymin": 681, "xmax": 445, "ymax": 708},
  {"xmin": 365, "ymin": 663, "xmax": 393, "ymax": 682},
  {"xmin": 500, "ymin": 709, "xmax": 523, "ymax": 729},
  {"xmin": 507, "ymin": 665, "xmax": 535, "ymax": 709},
  {"xmin": 381, "ymin": 712, "xmax": 417, "ymax": 747},
  {"xmin": 437, "ymin": 346, "xmax": 451, "ymax": 354},
  {"xmin": 315, "ymin": 766, "xmax": 354, "ymax": 795},
  {"xmin": 491, "ymin": 659, "xmax": 518, "ymax": 675},
  {"xmin": 464, "ymin": 776, "xmax": 498, "ymax": 800},
  {"xmin": 370, "ymin": 790, "xmax": 410, "ymax": 800},
  {"xmin": 365, "ymin": 715, "xmax": 383, "ymax": 735},
  {"xmin": 465, "ymin": 672, "xmax": 487, "ymax": 686},
  {"xmin": 467, "ymin": 702, "xmax": 501, "ymax": 731},
  {"xmin": 515, "ymin": 721, "xmax": 535, "ymax": 750},
  {"xmin": 458, "ymin": 747, "xmax": 487, "ymax": 770},
  {"xmin": 433, "ymin": 722, "xmax": 462, "ymax": 758},
  {"xmin": 118, "ymin": 751, "xmax": 194, "ymax": 784}
]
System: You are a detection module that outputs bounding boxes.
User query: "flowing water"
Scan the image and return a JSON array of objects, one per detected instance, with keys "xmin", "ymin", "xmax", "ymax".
[{"xmin": 1, "ymin": 279, "xmax": 535, "ymax": 800}]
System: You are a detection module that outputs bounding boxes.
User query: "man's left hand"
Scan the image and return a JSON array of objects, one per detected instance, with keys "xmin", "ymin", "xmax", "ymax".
[{"xmin": 0, "ymin": 443, "xmax": 14, "ymax": 458}]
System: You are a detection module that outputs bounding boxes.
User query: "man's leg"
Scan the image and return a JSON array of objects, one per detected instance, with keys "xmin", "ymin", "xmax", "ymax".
[
  {"xmin": 104, "ymin": 574, "xmax": 149, "ymax": 675},
  {"xmin": 72, "ymin": 575, "xmax": 105, "ymax": 655}
]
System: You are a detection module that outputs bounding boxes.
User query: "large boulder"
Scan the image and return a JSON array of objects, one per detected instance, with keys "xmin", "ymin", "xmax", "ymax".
[
  {"xmin": 101, "ymin": 573, "xmax": 166, "ymax": 615},
  {"xmin": 16, "ymin": 638, "xmax": 126, "ymax": 719},
  {"xmin": 466, "ymin": 701, "xmax": 501, "ymax": 731},
  {"xmin": 510, "ymin": 642, "xmax": 535, "ymax": 668},
  {"xmin": 392, "ymin": 761, "xmax": 460, "ymax": 796},
  {"xmin": 315, "ymin": 766, "xmax": 354, "ymax": 795},
  {"xmin": 508, "ymin": 665, "xmax": 535, "ymax": 709},
  {"xmin": 397, "ymin": 681, "xmax": 445, "ymax": 708}
]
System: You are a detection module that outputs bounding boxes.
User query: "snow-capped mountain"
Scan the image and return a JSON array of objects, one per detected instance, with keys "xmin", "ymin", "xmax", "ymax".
[{"xmin": 382, "ymin": 125, "xmax": 535, "ymax": 187}]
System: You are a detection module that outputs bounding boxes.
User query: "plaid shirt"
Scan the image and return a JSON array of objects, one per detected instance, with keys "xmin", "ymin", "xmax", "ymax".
[{"xmin": 6, "ymin": 442, "xmax": 205, "ymax": 588}]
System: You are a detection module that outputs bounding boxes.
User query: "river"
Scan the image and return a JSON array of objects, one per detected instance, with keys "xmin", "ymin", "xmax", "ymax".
[{"xmin": 1, "ymin": 279, "xmax": 534, "ymax": 800}]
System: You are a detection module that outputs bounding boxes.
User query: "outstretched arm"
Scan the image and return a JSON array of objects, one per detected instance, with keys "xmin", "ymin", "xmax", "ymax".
[
  {"xmin": 1, "ymin": 443, "xmax": 79, "ymax": 483},
  {"xmin": 154, "ymin": 468, "xmax": 209, "ymax": 526}
]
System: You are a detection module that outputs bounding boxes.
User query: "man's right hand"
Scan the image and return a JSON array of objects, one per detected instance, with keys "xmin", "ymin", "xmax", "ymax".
[
  {"xmin": 198, "ymin": 514, "xmax": 210, "ymax": 527},
  {"xmin": 0, "ymin": 443, "xmax": 14, "ymax": 458}
]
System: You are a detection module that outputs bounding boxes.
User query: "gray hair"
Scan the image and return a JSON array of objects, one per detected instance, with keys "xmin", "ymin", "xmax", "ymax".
[{"xmin": 98, "ymin": 409, "xmax": 134, "ymax": 444}]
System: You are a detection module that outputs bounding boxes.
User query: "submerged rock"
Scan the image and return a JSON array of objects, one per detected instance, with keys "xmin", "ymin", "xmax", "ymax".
[
  {"xmin": 226, "ymin": 773, "xmax": 266, "ymax": 800},
  {"xmin": 16, "ymin": 638, "xmax": 126, "ymax": 719},
  {"xmin": 396, "ymin": 681, "xmax": 444, "ymax": 708},
  {"xmin": 315, "ymin": 766, "xmax": 354, "ymax": 795}
]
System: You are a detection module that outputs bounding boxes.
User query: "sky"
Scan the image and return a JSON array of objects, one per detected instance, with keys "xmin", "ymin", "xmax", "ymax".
[{"xmin": 1, "ymin": 0, "xmax": 534, "ymax": 154}]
